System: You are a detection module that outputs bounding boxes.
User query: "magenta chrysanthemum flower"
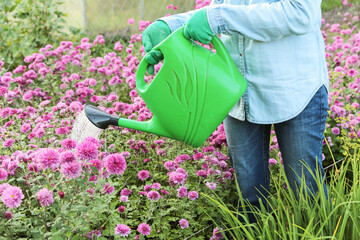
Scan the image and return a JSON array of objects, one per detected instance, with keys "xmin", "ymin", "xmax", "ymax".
[
  {"xmin": 0, "ymin": 168, "xmax": 8, "ymax": 181},
  {"xmin": 103, "ymin": 183, "xmax": 115, "ymax": 194},
  {"xmin": 147, "ymin": 191, "xmax": 161, "ymax": 201},
  {"xmin": 60, "ymin": 151, "xmax": 76, "ymax": 164},
  {"xmin": 188, "ymin": 191, "xmax": 199, "ymax": 200},
  {"xmin": 193, "ymin": 152, "xmax": 205, "ymax": 160},
  {"xmin": 115, "ymin": 224, "xmax": 131, "ymax": 237},
  {"xmin": 118, "ymin": 206, "xmax": 125, "ymax": 212},
  {"xmin": 3, "ymin": 138, "xmax": 15, "ymax": 148},
  {"xmin": 76, "ymin": 140, "xmax": 98, "ymax": 160},
  {"xmin": 60, "ymin": 161, "xmax": 82, "ymax": 179},
  {"xmin": 5, "ymin": 211, "xmax": 12, "ymax": 219},
  {"xmin": 144, "ymin": 185, "xmax": 151, "ymax": 192},
  {"xmin": 137, "ymin": 223, "xmax": 151, "ymax": 236},
  {"xmin": 177, "ymin": 187, "xmax": 188, "ymax": 198},
  {"xmin": 138, "ymin": 170, "xmax": 149, "ymax": 180},
  {"xmin": 104, "ymin": 153, "xmax": 126, "ymax": 175},
  {"xmin": 1, "ymin": 186, "xmax": 24, "ymax": 209},
  {"xmin": 179, "ymin": 219, "xmax": 189, "ymax": 229},
  {"xmin": 212, "ymin": 227, "xmax": 224, "ymax": 240},
  {"xmin": 120, "ymin": 188, "xmax": 132, "ymax": 196},
  {"xmin": 174, "ymin": 154, "xmax": 190, "ymax": 164},
  {"xmin": 37, "ymin": 148, "xmax": 60, "ymax": 170},
  {"xmin": 61, "ymin": 139, "xmax": 77, "ymax": 150},
  {"xmin": 36, "ymin": 188, "xmax": 54, "ymax": 207}
]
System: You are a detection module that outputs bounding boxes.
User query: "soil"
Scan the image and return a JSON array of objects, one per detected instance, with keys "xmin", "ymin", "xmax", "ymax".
[{"xmin": 322, "ymin": 4, "xmax": 360, "ymax": 25}]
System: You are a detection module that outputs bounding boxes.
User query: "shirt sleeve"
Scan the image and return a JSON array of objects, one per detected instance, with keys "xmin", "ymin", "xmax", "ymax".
[
  {"xmin": 159, "ymin": 10, "xmax": 197, "ymax": 32},
  {"xmin": 207, "ymin": 0, "xmax": 322, "ymax": 42}
]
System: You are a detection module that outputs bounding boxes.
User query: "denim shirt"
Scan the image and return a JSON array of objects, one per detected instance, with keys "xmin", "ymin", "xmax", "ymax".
[{"xmin": 160, "ymin": 0, "xmax": 329, "ymax": 124}]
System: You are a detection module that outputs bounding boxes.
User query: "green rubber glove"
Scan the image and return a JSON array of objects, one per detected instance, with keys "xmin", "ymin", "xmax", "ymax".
[
  {"xmin": 184, "ymin": 8, "xmax": 215, "ymax": 44},
  {"xmin": 142, "ymin": 20, "xmax": 171, "ymax": 75}
]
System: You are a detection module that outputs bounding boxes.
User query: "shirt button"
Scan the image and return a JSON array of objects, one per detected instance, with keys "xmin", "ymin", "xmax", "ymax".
[{"xmin": 240, "ymin": 53, "xmax": 242, "ymax": 56}]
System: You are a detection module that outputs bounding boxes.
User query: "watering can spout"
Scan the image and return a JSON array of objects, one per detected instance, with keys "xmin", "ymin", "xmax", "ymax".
[{"xmin": 84, "ymin": 104, "xmax": 171, "ymax": 138}]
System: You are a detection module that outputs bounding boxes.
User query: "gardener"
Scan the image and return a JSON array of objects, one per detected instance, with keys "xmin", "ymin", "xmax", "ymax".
[{"xmin": 142, "ymin": 0, "xmax": 329, "ymax": 223}]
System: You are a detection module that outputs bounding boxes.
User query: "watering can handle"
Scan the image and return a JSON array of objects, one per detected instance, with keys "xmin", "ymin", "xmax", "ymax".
[
  {"xmin": 136, "ymin": 27, "xmax": 232, "ymax": 93},
  {"xmin": 136, "ymin": 53, "xmax": 150, "ymax": 92},
  {"xmin": 209, "ymin": 34, "xmax": 234, "ymax": 69}
]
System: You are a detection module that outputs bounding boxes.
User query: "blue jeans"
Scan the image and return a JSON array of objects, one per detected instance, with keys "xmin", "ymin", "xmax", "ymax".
[{"xmin": 224, "ymin": 85, "xmax": 329, "ymax": 223}]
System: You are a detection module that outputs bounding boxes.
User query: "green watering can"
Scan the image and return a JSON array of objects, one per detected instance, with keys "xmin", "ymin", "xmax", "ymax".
[{"xmin": 85, "ymin": 26, "xmax": 247, "ymax": 147}]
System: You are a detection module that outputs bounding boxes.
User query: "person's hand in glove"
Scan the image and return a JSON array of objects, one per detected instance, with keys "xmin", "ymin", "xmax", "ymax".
[
  {"xmin": 184, "ymin": 8, "xmax": 215, "ymax": 44},
  {"xmin": 142, "ymin": 20, "xmax": 171, "ymax": 75}
]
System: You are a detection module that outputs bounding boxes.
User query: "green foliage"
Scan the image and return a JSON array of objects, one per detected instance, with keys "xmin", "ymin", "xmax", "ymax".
[
  {"xmin": 204, "ymin": 147, "xmax": 360, "ymax": 239},
  {"xmin": 321, "ymin": 0, "xmax": 360, "ymax": 12},
  {"xmin": 0, "ymin": 0, "xmax": 81, "ymax": 71}
]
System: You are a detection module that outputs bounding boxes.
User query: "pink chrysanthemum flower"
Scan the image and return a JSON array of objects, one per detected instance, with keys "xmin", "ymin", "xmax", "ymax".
[
  {"xmin": 164, "ymin": 161, "xmax": 178, "ymax": 171},
  {"xmin": 269, "ymin": 158, "xmax": 278, "ymax": 165},
  {"xmin": 104, "ymin": 153, "xmax": 126, "ymax": 175},
  {"xmin": 0, "ymin": 183, "xmax": 11, "ymax": 196},
  {"xmin": 115, "ymin": 224, "xmax": 131, "ymax": 237},
  {"xmin": 138, "ymin": 170, "xmax": 150, "ymax": 180},
  {"xmin": 0, "ymin": 168, "xmax": 8, "ymax": 181},
  {"xmin": 168, "ymin": 171, "xmax": 186, "ymax": 185},
  {"xmin": 206, "ymin": 182, "xmax": 217, "ymax": 190},
  {"xmin": 137, "ymin": 223, "xmax": 151, "ymax": 236},
  {"xmin": 55, "ymin": 127, "xmax": 69, "ymax": 135},
  {"xmin": 20, "ymin": 123, "xmax": 31, "ymax": 133},
  {"xmin": 332, "ymin": 127, "xmax": 340, "ymax": 135},
  {"xmin": 1, "ymin": 186, "xmax": 24, "ymax": 209},
  {"xmin": 60, "ymin": 161, "xmax": 82, "ymax": 179},
  {"xmin": 177, "ymin": 187, "xmax": 188, "ymax": 198},
  {"xmin": 120, "ymin": 195, "xmax": 128, "ymax": 202},
  {"xmin": 83, "ymin": 136, "xmax": 100, "ymax": 147},
  {"xmin": 37, "ymin": 148, "xmax": 60, "ymax": 170},
  {"xmin": 61, "ymin": 139, "xmax": 77, "ymax": 150},
  {"xmin": 60, "ymin": 151, "xmax": 76, "ymax": 164},
  {"xmin": 76, "ymin": 140, "xmax": 98, "ymax": 160},
  {"xmin": 127, "ymin": 18, "xmax": 135, "ymax": 24},
  {"xmin": 188, "ymin": 191, "xmax": 199, "ymax": 200},
  {"xmin": 151, "ymin": 183, "xmax": 161, "ymax": 190},
  {"xmin": 121, "ymin": 151, "xmax": 131, "ymax": 159},
  {"xmin": 147, "ymin": 191, "xmax": 161, "ymax": 201},
  {"xmin": 89, "ymin": 159, "xmax": 103, "ymax": 172},
  {"xmin": 179, "ymin": 219, "xmax": 189, "ymax": 229},
  {"xmin": 36, "ymin": 188, "xmax": 54, "ymax": 207}
]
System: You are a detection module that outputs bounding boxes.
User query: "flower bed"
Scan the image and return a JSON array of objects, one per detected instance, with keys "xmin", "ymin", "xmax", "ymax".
[{"xmin": 1, "ymin": 1, "xmax": 360, "ymax": 239}]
